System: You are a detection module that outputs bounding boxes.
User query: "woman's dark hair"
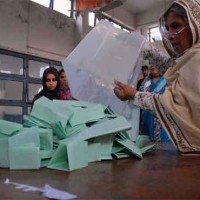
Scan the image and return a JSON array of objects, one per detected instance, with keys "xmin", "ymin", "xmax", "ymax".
[
  {"xmin": 42, "ymin": 67, "xmax": 60, "ymax": 92},
  {"xmin": 58, "ymin": 68, "xmax": 64, "ymax": 76},
  {"xmin": 141, "ymin": 65, "xmax": 148, "ymax": 71}
]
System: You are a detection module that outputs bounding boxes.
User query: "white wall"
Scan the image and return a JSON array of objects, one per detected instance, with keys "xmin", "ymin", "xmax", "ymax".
[
  {"xmin": 135, "ymin": 0, "xmax": 173, "ymax": 57},
  {"xmin": 106, "ymin": 6, "xmax": 135, "ymax": 28},
  {"xmin": 0, "ymin": 0, "xmax": 81, "ymax": 61},
  {"xmin": 135, "ymin": 0, "xmax": 173, "ymax": 27},
  {"xmin": 0, "ymin": 0, "xmax": 174, "ymax": 62}
]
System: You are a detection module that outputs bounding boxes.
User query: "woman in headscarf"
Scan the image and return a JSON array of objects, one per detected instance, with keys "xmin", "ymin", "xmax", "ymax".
[
  {"xmin": 31, "ymin": 67, "xmax": 60, "ymax": 109},
  {"xmin": 139, "ymin": 65, "xmax": 170, "ymax": 143},
  {"xmin": 114, "ymin": 0, "xmax": 200, "ymax": 155},
  {"xmin": 58, "ymin": 69, "xmax": 75, "ymax": 100}
]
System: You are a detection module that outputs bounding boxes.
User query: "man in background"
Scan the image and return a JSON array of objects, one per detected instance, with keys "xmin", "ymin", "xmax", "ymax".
[{"xmin": 136, "ymin": 65, "xmax": 149, "ymax": 90}]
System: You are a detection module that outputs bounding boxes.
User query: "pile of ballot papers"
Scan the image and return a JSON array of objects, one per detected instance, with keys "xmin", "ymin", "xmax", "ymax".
[{"xmin": 0, "ymin": 97, "xmax": 155, "ymax": 171}]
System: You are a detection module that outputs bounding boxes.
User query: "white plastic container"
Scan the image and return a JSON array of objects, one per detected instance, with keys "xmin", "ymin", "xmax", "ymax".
[{"xmin": 62, "ymin": 20, "xmax": 146, "ymax": 141}]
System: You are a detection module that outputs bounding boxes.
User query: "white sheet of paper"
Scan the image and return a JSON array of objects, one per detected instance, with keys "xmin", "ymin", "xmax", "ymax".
[{"xmin": 4, "ymin": 178, "xmax": 77, "ymax": 200}]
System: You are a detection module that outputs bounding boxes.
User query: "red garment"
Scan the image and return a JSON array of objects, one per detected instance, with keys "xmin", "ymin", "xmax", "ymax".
[
  {"xmin": 75, "ymin": 0, "xmax": 111, "ymax": 11},
  {"xmin": 59, "ymin": 89, "xmax": 73, "ymax": 100}
]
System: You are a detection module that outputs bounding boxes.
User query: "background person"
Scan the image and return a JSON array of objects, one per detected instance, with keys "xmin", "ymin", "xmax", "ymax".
[
  {"xmin": 59, "ymin": 69, "xmax": 75, "ymax": 100},
  {"xmin": 136, "ymin": 65, "xmax": 149, "ymax": 90},
  {"xmin": 31, "ymin": 67, "xmax": 60, "ymax": 109},
  {"xmin": 140, "ymin": 65, "xmax": 170, "ymax": 143}
]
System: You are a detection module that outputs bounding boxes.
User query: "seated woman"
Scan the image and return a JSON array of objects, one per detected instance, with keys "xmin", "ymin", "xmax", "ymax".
[
  {"xmin": 59, "ymin": 69, "xmax": 76, "ymax": 100},
  {"xmin": 114, "ymin": 0, "xmax": 200, "ymax": 155},
  {"xmin": 31, "ymin": 67, "xmax": 60, "ymax": 109}
]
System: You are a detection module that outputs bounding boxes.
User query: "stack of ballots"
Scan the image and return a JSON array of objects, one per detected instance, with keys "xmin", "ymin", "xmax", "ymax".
[{"xmin": 0, "ymin": 97, "xmax": 155, "ymax": 171}]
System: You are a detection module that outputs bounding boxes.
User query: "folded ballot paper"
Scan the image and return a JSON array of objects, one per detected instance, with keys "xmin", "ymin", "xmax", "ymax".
[
  {"xmin": 0, "ymin": 120, "xmax": 23, "ymax": 168},
  {"xmin": 62, "ymin": 20, "xmax": 146, "ymax": 141}
]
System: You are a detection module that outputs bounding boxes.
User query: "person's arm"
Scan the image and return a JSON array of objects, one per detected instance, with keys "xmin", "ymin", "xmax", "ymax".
[
  {"xmin": 129, "ymin": 91, "xmax": 157, "ymax": 113},
  {"xmin": 114, "ymin": 81, "xmax": 157, "ymax": 113}
]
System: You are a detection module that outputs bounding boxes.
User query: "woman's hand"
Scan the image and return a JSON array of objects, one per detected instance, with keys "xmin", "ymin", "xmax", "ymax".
[{"xmin": 113, "ymin": 80, "xmax": 137, "ymax": 101}]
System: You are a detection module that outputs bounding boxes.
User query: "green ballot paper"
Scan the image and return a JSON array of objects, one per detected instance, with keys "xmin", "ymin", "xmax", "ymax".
[
  {"xmin": 8, "ymin": 127, "xmax": 40, "ymax": 170},
  {"xmin": 0, "ymin": 120, "xmax": 22, "ymax": 136},
  {"xmin": 47, "ymin": 140, "xmax": 88, "ymax": 171}
]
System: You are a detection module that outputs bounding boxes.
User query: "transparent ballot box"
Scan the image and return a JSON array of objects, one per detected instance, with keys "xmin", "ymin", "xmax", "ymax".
[{"xmin": 62, "ymin": 20, "xmax": 146, "ymax": 140}]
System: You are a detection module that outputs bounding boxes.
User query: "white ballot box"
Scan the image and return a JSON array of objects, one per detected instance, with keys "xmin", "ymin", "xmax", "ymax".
[{"xmin": 62, "ymin": 20, "xmax": 146, "ymax": 141}]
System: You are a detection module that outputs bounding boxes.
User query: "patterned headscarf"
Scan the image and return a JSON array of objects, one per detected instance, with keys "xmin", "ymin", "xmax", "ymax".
[
  {"xmin": 153, "ymin": 0, "xmax": 200, "ymax": 154},
  {"xmin": 159, "ymin": 0, "xmax": 200, "ymax": 58},
  {"xmin": 174, "ymin": 0, "xmax": 200, "ymax": 45}
]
